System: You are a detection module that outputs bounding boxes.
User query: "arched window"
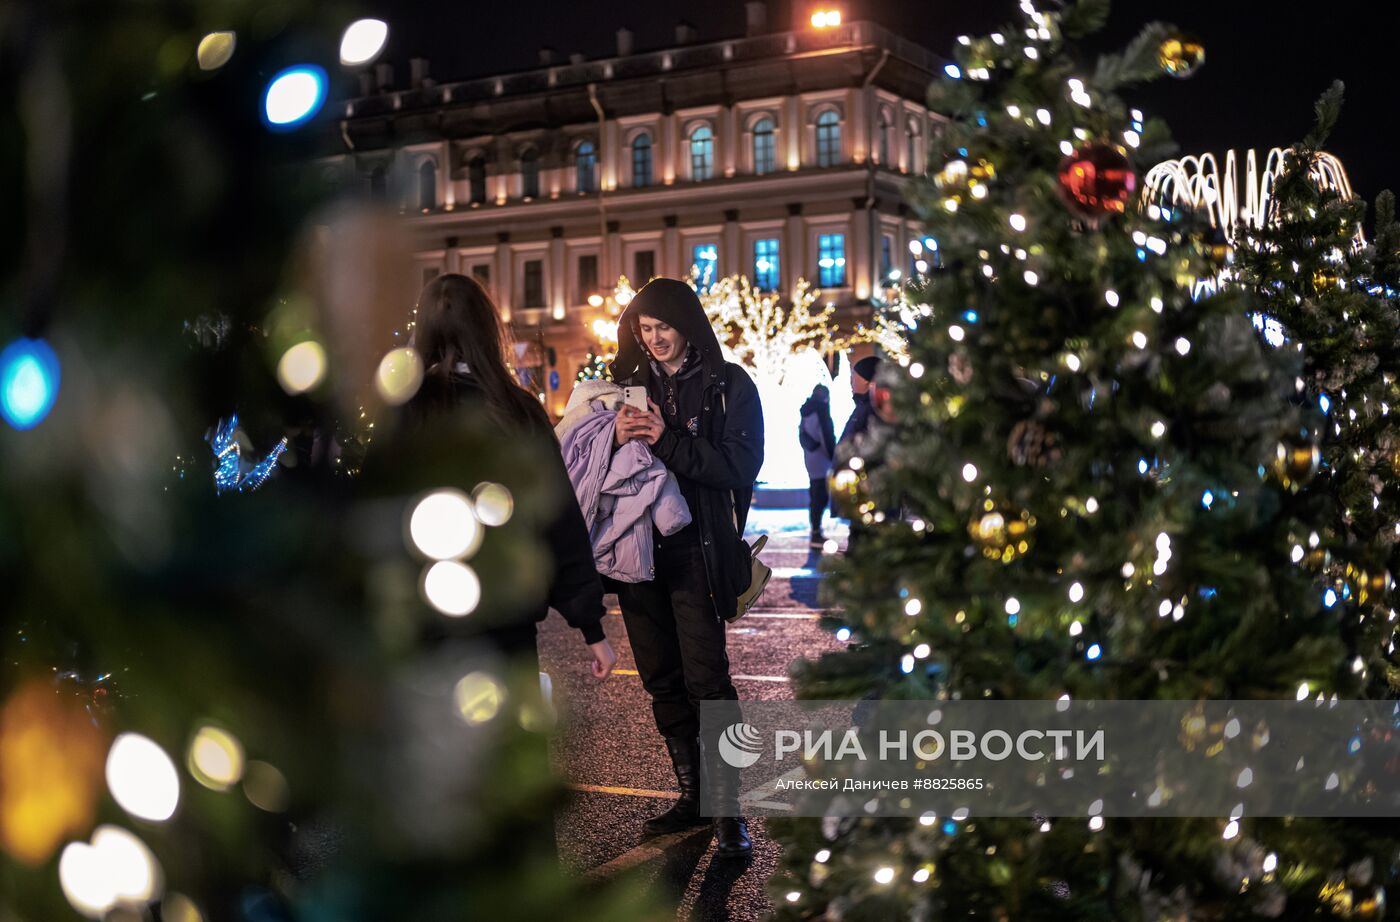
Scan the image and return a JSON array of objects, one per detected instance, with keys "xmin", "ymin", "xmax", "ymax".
[
  {"xmin": 752, "ymin": 117, "xmax": 775, "ymax": 175},
  {"xmin": 418, "ymin": 160, "xmax": 437, "ymax": 210},
  {"xmin": 631, "ymin": 133, "xmax": 653, "ymax": 187},
  {"xmin": 689, "ymin": 124, "xmax": 714, "ymax": 181},
  {"xmin": 369, "ymin": 165, "xmax": 387, "ymax": 200},
  {"xmin": 468, "ymin": 156, "xmax": 487, "ymax": 204},
  {"xmin": 520, "ymin": 148, "xmax": 539, "ymax": 199},
  {"xmin": 816, "ymin": 110, "xmax": 841, "ymax": 168},
  {"xmin": 575, "ymin": 140, "xmax": 597, "ymax": 193}
]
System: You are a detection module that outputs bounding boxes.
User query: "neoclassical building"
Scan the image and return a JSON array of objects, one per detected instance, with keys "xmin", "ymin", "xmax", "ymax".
[{"xmin": 318, "ymin": 2, "xmax": 945, "ymax": 413}]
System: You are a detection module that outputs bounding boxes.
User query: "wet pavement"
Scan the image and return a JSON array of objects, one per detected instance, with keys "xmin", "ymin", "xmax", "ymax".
[{"xmin": 540, "ymin": 507, "xmax": 845, "ymax": 921}]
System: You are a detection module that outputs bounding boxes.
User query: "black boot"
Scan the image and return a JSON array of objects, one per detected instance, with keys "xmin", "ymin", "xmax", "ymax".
[
  {"xmin": 707, "ymin": 748, "xmax": 753, "ymax": 859},
  {"xmin": 642, "ymin": 737, "xmax": 706, "ymax": 836}
]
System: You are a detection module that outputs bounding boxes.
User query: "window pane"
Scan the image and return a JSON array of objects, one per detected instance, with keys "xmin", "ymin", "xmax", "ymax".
[
  {"xmin": 472, "ymin": 264, "xmax": 491, "ymax": 286},
  {"xmin": 578, "ymin": 254, "xmax": 599, "ymax": 300},
  {"xmin": 523, "ymin": 260, "xmax": 544, "ymax": 307},
  {"xmin": 468, "ymin": 158, "xmax": 487, "ymax": 204},
  {"xmin": 753, "ymin": 238, "xmax": 780, "ymax": 292},
  {"xmin": 753, "ymin": 118, "xmax": 775, "ymax": 175},
  {"xmin": 816, "ymin": 111, "xmax": 841, "ymax": 168},
  {"xmin": 881, "ymin": 236, "xmax": 893, "ymax": 280},
  {"xmin": 817, "ymin": 233, "xmax": 846, "ymax": 287},
  {"xmin": 418, "ymin": 161, "xmax": 436, "ymax": 210},
  {"xmin": 634, "ymin": 250, "xmax": 655, "ymax": 283},
  {"xmin": 632, "ymin": 133, "xmax": 652, "ymax": 187},
  {"xmin": 521, "ymin": 150, "xmax": 539, "ymax": 199},
  {"xmin": 576, "ymin": 141, "xmax": 596, "ymax": 193},
  {"xmin": 692, "ymin": 243, "xmax": 718, "ymax": 291},
  {"xmin": 690, "ymin": 125, "xmax": 713, "ymax": 181}
]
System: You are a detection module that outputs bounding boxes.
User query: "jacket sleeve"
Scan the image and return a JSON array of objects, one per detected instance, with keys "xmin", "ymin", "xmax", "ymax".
[
  {"xmin": 650, "ymin": 366, "xmax": 764, "ymax": 490},
  {"xmin": 542, "ymin": 432, "xmax": 608, "ymax": 645},
  {"xmin": 820, "ymin": 404, "xmax": 836, "ymax": 458}
]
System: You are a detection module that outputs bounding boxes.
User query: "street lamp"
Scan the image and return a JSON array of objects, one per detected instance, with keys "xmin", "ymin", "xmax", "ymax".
[{"xmin": 811, "ymin": 8, "xmax": 842, "ymax": 28}]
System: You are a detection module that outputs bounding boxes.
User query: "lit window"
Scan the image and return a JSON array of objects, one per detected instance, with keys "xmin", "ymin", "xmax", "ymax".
[
  {"xmin": 575, "ymin": 141, "xmax": 596, "ymax": 193},
  {"xmin": 753, "ymin": 238, "xmax": 780, "ymax": 291},
  {"xmin": 631, "ymin": 133, "xmax": 653, "ymax": 187},
  {"xmin": 816, "ymin": 110, "xmax": 841, "ymax": 167},
  {"xmin": 689, "ymin": 125, "xmax": 714, "ymax": 181},
  {"xmin": 468, "ymin": 156, "xmax": 487, "ymax": 204},
  {"xmin": 752, "ymin": 117, "xmax": 775, "ymax": 175},
  {"xmin": 817, "ymin": 233, "xmax": 846, "ymax": 287},
  {"xmin": 418, "ymin": 160, "xmax": 436, "ymax": 210},
  {"xmin": 520, "ymin": 148, "xmax": 539, "ymax": 199},
  {"xmin": 692, "ymin": 243, "xmax": 718, "ymax": 290}
]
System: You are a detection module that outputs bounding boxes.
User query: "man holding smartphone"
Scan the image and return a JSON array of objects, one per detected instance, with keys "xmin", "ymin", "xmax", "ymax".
[{"xmin": 609, "ymin": 278, "xmax": 763, "ymax": 859}]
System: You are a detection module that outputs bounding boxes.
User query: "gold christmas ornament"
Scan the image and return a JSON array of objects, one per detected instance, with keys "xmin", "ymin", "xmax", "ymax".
[
  {"xmin": 1158, "ymin": 33, "xmax": 1205, "ymax": 78},
  {"xmin": 935, "ymin": 158, "xmax": 996, "ymax": 206},
  {"xmin": 968, "ymin": 503, "xmax": 1036, "ymax": 563},
  {"xmin": 1271, "ymin": 439, "xmax": 1321, "ymax": 491},
  {"xmin": 1313, "ymin": 269, "xmax": 1340, "ymax": 289},
  {"xmin": 829, "ymin": 467, "xmax": 868, "ymax": 519}
]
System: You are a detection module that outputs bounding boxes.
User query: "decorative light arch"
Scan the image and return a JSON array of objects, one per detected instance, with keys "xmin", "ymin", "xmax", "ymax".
[{"xmin": 1142, "ymin": 148, "xmax": 1361, "ymax": 246}]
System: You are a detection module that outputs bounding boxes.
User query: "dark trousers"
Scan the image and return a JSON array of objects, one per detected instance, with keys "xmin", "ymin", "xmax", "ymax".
[
  {"xmin": 808, "ymin": 477, "xmax": 829, "ymax": 533},
  {"xmin": 618, "ymin": 541, "xmax": 738, "ymax": 742}
]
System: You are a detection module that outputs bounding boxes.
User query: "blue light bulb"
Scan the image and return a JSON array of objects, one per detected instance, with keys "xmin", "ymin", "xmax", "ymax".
[
  {"xmin": 0, "ymin": 337, "xmax": 60, "ymax": 430},
  {"xmin": 263, "ymin": 65, "xmax": 328, "ymax": 131}
]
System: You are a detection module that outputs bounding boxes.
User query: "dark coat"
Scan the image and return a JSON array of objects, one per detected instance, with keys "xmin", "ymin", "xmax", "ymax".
[
  {"xmin": 611, "ymin": 279, "xmax": 764, "ymax": 623},
  {"xmin": 837, "ymin": 392, "xmax": 873, "ymax": 448},
  {"xmin": 404, "ymin": 374, "xmax": 607, "ymax": 645},
  {"xmin": 799, "ymin": 394, "xmax": 836, "ymax": 477}
]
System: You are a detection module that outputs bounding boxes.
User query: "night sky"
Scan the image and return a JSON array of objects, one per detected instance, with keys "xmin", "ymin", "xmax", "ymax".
[{"xmin": 374, "ymin": 0, "xmax": 1394, "ymax": 207}]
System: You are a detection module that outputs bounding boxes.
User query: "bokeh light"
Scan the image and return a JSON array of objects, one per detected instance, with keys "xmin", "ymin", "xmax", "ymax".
[
  {"xmin": 453, "ymin": 672, "xmax": 503, "ymax": 725},
  {"xmin": 472, "ymin": 483, "xmax": 514, "ymax": 526},
  {"xmin": 195, "ymin": 32, "xmax": 236, "ymax": 71},
  {"xmin": 106, "ymin": 734, "xmax": 180, "ymax": 822},
  {"xmin": 0, "ymin": 337, "xmax": 60, "ymax": 430},
  {"xmin": 422, "ymin": 560, "xmax": 482, "ymax": 617},
  {"xmin": 262, "ymin": 65, "xmax": 327, "ymax": 130},
  {"xmin": 242, "ymin": 761, "xmax": 290, "ymax": 813},
  {"xmin": 408, "ymin": 489, "xmax": 482, "ymax": 560},
  {"xmin": 187, "ymin": 725, "xmax": 245, "ymax": 792},
  {"xmin": 160, "ymin": 893, "xmax": 206, "ymax": 922},
  {"xmin": 374, "ymin": 346, "xmax": 424, "ymax": 405},
  {"xmin": 59, "ymin": 826, "xmax": 163, "ymax": 919},
  {"xmin": 339, "ymin": 19, "xmax": 389, "ymax": 67},
  {"xmin": 276, "ymin": 340, "xmax": 327, "ymax": 394}
]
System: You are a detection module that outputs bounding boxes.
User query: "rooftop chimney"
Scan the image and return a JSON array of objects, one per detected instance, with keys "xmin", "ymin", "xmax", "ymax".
[
  {"xmin": 409, "ymin": 57, "xmax": 432, "ymax": 89},
  {"xmin": 539, "ymin": 47, "xmax": 556, "ymax": 66},
  {"xmin": 616, "ymin": 27, "xmax": 634, "ymax": 56},
  {"xmin": 569, "ymin": 52, "xmax": 585, "ymax": 65},
  {"xmin": 744, "ymin": 1, "xmax": 768, "ymax": 36},
  {"xmin": 358, "ymin": 71, "xmax": 374, "ymax": 97},
  {"xmin": 674, "ymin": 22, "xmax": 697, "ymax": 45},
  {"xmin": 374, "ymin": 62, "xmax": 394, "ymax": 92}
]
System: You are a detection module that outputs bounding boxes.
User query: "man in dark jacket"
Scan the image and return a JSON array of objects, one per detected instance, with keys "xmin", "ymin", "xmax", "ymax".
[
  {"xmin": 799, "ymin": 384, "xmax": 836, "ymax": 548},
  {"xmin": 837, "ymin": 355, "xmax": 881, "ymax": 448},
  {"xmin": 610, "ymin": 277, "xmax": 763, "ymax": 859}
]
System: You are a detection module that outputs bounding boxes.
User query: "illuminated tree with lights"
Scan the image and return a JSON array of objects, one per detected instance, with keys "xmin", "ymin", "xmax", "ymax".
[
  {"xmin": 0, "ymin": 4, "xmax": 658, "ymax": 920},
  {"xmin": 771, "ymin": 1, "xmax": 1400, "ymax": 918},
  {"xmin": 1229, "ymin": 83, "xmax": 1400, "ymax": 654}
]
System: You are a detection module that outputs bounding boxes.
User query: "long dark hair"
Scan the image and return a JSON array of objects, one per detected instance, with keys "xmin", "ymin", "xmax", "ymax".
[{"xmin": 410, "ymin": 273, "xmax": 549, "ymax": 432}]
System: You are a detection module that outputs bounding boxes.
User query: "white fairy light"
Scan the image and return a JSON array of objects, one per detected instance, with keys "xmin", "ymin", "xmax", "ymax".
[
  {"xmin": 961, "ymin": 463, "xmax": 978, "ymax": 482},
  {"xmin": 1005, "ymin": 598, "xmax": 1021, "ymax": 615},
  {"xmin": 948, "ymin": 325, "xmax": 966, "ymax": 342},
  {"xmin": 1069, "ymin": 582, "xmax": 1085, "ymax": 603},
  {"xmin": 1150, "ymin": 420, "xmax": 1165, "ymax": 438},
  {"xmin": 1174, "ymin": 337, "xmax": 1191, "ymax": 355},
  {"xmin": 1131, "ymin": 331, "xmax": 1147, "ymax": 349},
  {"xmin": 1036, "ymin": 108, "xmax": 1051, "ymax": 126},
  {"xmin": 1024, "ymin": 270, "xmax": 1039, "ymax": 286},
  {"xmin": 1064, "ymin": 353, "xmax": 1080, "ymax": 372},
  {"xmin": 1059, "ymin": 140, "xmax": 1074, "ymax": 156},
  {"xmin": 905, "ymin": 598, "xmax": 923, "ymax": 616},
  {"xmin": 1150, "ymin": 296, "xmax": 1164, "ymax": 313},
  {"xmin": 1009, "ymin": 213, "xmax": 1027, "ymax": 231},
  {"xmin": 1104, "ymin": 289, "xmax": 1120, "ymax": 307}
]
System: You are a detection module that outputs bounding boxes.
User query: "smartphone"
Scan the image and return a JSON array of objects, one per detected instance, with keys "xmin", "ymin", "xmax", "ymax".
[{"xmin": 623, "ymin": 386, "xmax": 648, "ymax": 412}]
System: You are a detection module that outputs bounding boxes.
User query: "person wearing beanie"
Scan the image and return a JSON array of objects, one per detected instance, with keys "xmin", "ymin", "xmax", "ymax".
[
  {"xmin": 837, "ymin": 354, "xmax": 881, "ymax": 448},
  {"xmin": 607, "ymin": 277, "xmax": 763, "ymax": 859}
]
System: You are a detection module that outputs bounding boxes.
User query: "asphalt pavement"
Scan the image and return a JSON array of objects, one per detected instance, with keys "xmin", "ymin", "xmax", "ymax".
[{"xmin": 540, "ymin": 507, "xmax": 845, "ymax": 921}]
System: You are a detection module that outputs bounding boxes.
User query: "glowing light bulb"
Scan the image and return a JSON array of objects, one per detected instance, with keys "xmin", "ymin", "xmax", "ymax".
[
  {"xmin": 422, "ymin": 560, "xmax": 482, "ymax": 617},
  {"xmin": 961, "ymin": 463, "xmax": 978, "ymax": 482},
  {"xmin": 339, "ymin": 19, "xmax": 389, "ymax": 66},
  {"xmin": 196, "ymin": 32, "xmax": 236, "ymax": 71},
  {"xmin": 408, "ymin": 489, "xmax": 482, "ymax": 560},
  {"xmin": 107, "ymin": 734, "xmax": 180, "ymax": 822},
  {"xmin": 0, "ymin": 337, "xmax": 60, "ymax": 430},
  {"xmin": 262, "ymin": 65, "xmax": 328, "ymax": 130}
]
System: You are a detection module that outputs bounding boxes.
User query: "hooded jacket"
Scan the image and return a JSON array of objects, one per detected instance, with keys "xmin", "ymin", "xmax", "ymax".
[
  {"xmin": 610, "ymin": 278, "xmax": 764, "ymax": 622},
  {"xmin": 555, "ymin": 380, "xmax": 692, "ymax": 583},
  {"xmin": 799, "ymin": 392, "xmax": 836, "ymax": 480}
]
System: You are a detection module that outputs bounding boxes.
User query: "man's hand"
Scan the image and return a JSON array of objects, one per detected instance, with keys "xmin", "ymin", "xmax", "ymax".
[
  {"xmin": 614, "ymin": 408, "xmax": 645, "ymax": 445},
  {"xmin": 626, "ymin": 399, "xmax": 666, "ymax": 446},
  {"xmin": 589, "ymin": 639, "xmax": 617, "ymax": 678}
]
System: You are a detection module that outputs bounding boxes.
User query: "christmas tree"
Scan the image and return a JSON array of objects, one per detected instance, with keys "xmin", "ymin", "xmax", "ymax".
[
  {"xmin": 0, "ymin": 4, "xmax": 657, "ymax": 919},
  {"xmin": 1229, "ymin": 84, "xmax": 1400, "ymax": 673},
  {"xmin": 772, "ymin": 1, "xmax": 1400, "ymax": 917}
]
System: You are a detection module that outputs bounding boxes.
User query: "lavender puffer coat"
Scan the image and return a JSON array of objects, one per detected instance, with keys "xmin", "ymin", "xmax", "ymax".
[{"xmin": 557, "ymin": 382, "xmax": 691, "ymax": 583}]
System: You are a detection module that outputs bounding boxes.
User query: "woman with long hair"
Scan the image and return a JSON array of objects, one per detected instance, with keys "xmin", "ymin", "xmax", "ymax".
[{"xmin": 407, "ymin": 273, "xmax": 617, "ymax": 679}]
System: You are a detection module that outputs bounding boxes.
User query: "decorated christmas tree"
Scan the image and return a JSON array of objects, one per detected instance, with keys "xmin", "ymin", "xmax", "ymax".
[
  {"xmin": 0, "ymin": 4, "xmax": 656, "ymax": 919},
  {"xmin": 1229, "ymin": 85, "xmax": 1400, "ymax": 670},
  {"xmin": 772, "ymin": 1, "xmax": 1400, "ymax": 917}
]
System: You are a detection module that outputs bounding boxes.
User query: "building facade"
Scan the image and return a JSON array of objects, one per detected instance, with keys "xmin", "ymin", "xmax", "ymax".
[{"xmin": 319, "ymin": 2, "xmax": 945, "ymax": 415}]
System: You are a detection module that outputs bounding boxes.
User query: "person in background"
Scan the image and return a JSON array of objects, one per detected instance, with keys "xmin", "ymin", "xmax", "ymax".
[
  {"xmin": 405, "ymin": 273, "xmax": 617, "ymax": 680},
  {"xmin": 837, "ymin": 355, "xmax": 881, "ymax": 448},
  {"xmin": 609, "ymin": 277, "xmax": 763, "ymax": 860},
  {"xmin": 798, "ymin": 384, "xmax": 836, "ymax": 548}
]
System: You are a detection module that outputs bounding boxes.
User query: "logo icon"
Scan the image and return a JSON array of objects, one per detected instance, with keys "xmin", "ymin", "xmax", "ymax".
[{"xmin": 718, "ymin": 722, "xmax": 763, "ymax": 768}]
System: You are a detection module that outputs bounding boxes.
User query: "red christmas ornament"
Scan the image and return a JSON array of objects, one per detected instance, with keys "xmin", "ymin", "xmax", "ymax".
[
  {"xmin": 1057, "ymin": 144, "xmax": 1137, "ymax": 218},
  {"xmin": 871, "ymin": 384, "xmax": 896, "ymax": 423}
]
